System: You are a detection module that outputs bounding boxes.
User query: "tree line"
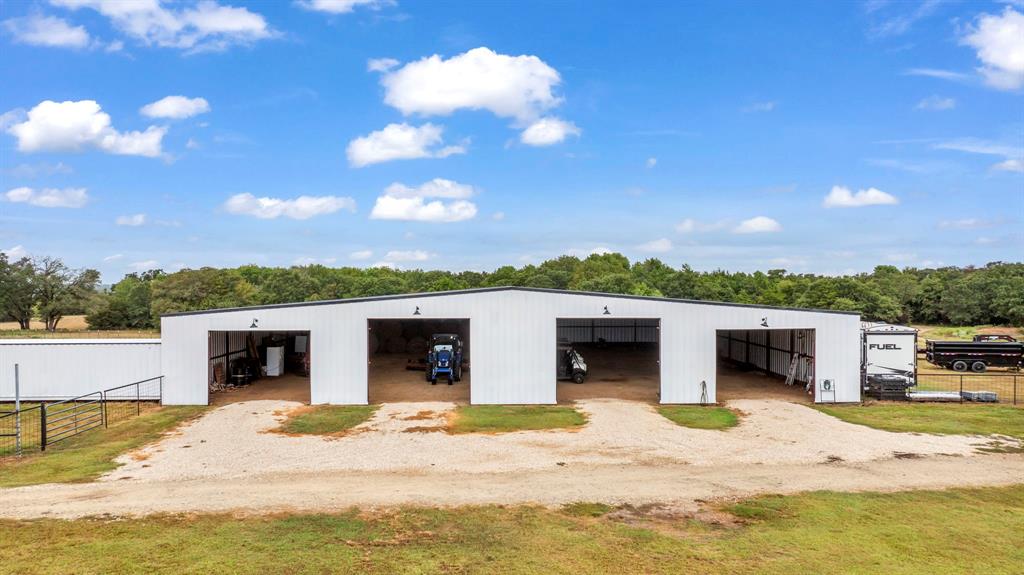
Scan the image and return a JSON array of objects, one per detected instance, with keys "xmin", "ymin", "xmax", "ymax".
[{"xmin": 1, "ymin": 252, "xmax": 1022, "ymax": 330}]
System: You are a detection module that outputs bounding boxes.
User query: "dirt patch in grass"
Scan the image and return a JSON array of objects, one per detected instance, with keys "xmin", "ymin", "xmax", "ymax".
[
  {"xmin": 448, "ymin": 405, "xmax": 587, "ymax": 434},
  {"xmin": 273, "ymin": 405, "xmax": 379, "ymax": 436}
]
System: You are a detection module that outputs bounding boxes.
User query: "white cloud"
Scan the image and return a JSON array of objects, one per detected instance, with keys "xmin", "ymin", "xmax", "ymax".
[
  {"xmin": 934, "ymin": 137, "xmax": 1024, "ymax": 172},
  {"xmin": 370, "ymin": 178, "xmax": 478, "ymax": 223},
  {"xmin": 4, "ymin": 186, "xmax": 88, "ymax": 208},
  {"xmin": 741, "ymin": 101, "xmax": 776, "ymax": 113},
  {"xmin": 867, "ymin": 0, "xmax": 941, "ymax": 38},
  {"xmin": 823, "ymin": 185, "xmax": 899, "ymax": 208},
  {"xmin": 186, "ymin": 137, "xmax": 200, "ymax": 149},
  {"xmin": 367, "ymin": 57, "xmax": 399, "ymax": 72},
  {"xmin": 380, "ymin": 47, "xmax": 564, "ymax": 123},
  {"xmin": 961, "ymin": 7, "xmax": 1024, "ymax": 90},
  {"xmin": 346, "ymin": 122, "xmax": 466, "ymax": 167},
  {"xmin": 733, "ymin": 216, "xmax": 782, "ymax": 234},
  {"xmin": 589, "ymin": 247, "xmax": 612, "ymax": 256},
  {"xmin": 645, "ymin": 157, "xmax": 657, "ymax": 168},
  {"xmin": 128, "ymin": 259, "xmax": 159, "ymax": 271},
  {"xmin": 102, "ymin": 253, "xmax": 123, "ymax": 262},
  {"xmin": 491, "ymin": 211, "xmax": 505, "ymax": 221},
  {"xmin": 223, "ymin": 193, "xmax": 356, "ymax": 219},
  {"xmin": 383, "ymin": 250, "xmax": 431, "ymax": 262},
  {"xmin": 994, "ymin": 158, "xmax": 1024, "ymax": 172},
  {"xmin": 519, "ymin": 117, "xmax": 580, "ymax": 146},
  {"xmin": 637, "ymin": 238, "xmax": 672, "ymax": 253},
  {"xmin": 349, "ymin": 249, "xmax": 373, "ymax": 260},
  {"xmin": 298, "ymin": 0, "xmax": 390, "ymax": 14},
  {"xmin": 292, "ymin": 256, "xmax": 336, "ymax": 266},
  {"xmin": 6, "ymin": 100, "xmax": 166, "ymax": 158},
  {"xmin": 675, "ymin": 218, "xmax": 727, "ymax": 233},
  {"xmin": 938, "ymin": 218, "xmax": 1001, "ymax": 230},
  {"xmin": 2, "ymin": 245, "xmax": 28, "ymax": 259},
  {"xmin": 140, "ymin": 96, "xmax": 211, "ymax": 119},
  {"xmin": 3, "ymin": 14, "xmax": 90, "ymax": 48},
  {"xmin": 915, "ymin": 95, "xmax": 955, "ymax": 110},
  {"xmin": 116, "ymin": 213, "xmax": 147, "ymax": 226},
  {"xmin": 51, "ymin": 0, "xmax": 274, "ymax": 52},
  {"xmin": 903, "ymin": 68, "xmax": 970, "ymax": 81},
  {"xmin": 370, "ymin": 261, "xmax": 398, "ymax": 269}
]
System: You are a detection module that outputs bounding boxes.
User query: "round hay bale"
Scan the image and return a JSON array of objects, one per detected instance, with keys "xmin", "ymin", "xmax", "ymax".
[
  {"xmin": 375, "ymin": 321, "xmax": 401, "ymax": 339},
  {"xmin": 385, "ymin": 336, "xmax": 406, "ymax": 354},
  {"xmin": 368, "ymin": 332, "xmax": 380, "ymax": 355},
  {"xmin": 407, "ymin": 336, "xmax": 428, "ymax": 355}
]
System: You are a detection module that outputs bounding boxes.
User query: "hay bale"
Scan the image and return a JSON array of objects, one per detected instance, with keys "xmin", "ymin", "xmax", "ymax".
[
  {"xmin": 407, "ymin": 336, "xmax": 429, "ymax": 355},
  {"xmin": 385, "ymin": 336, "xmax": 406, "ymax": 354},
  {"xmin": 368, "ymin": 332, "xmax": 380, "ymax": 355}
]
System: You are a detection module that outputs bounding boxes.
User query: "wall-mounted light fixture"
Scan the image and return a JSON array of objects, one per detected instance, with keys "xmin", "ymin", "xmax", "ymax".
[
  {"xmin": 250, "ymin": 318, "xmax": 259, "ymax": 329},
  {"xmin": 413, "ymin": 306, "xmax": 421, "ymax": 316},
  {"xmin": 760, "ymin": 317, "xmax": 769, "ymax": 327},
  {"xmin": 603, "ymin": 306, "xmax": 611, "ymax": 315}
]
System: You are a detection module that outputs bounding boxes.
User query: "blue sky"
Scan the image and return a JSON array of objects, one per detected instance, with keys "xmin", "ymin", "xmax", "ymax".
[{"xmin": 1, "ymin": 0, "xmax": 1021, "ymax": 281}]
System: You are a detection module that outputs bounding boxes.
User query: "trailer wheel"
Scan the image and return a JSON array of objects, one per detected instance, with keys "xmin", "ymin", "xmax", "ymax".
[
  {"xmin": 572, "ymin": 372, "xmax": 585, "ymax": 384},
  {"xmin": 971, "ymin": 361, "xmax": 987, "ymax": 373},
  {"xmin": 447, "ymin": 373, "xmax": 453, "ymax": 386},
  {"xmin": 951, "ymin": 360, "xmax": 969, "ymax": 372},
  {"xmin": 453, "ymin": 365, "xmax": 462, "ymax": 382}
]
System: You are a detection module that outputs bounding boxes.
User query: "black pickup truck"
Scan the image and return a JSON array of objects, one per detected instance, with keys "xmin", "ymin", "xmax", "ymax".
[{"xmin": 925, "ymin": 340, "xmax": 1024, "ymax": 372}]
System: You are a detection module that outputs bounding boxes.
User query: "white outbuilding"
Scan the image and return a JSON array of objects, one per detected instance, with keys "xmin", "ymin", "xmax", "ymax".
[{"xmin": 159, "ymin": 287, "xmax": 861, "ymax": 406}]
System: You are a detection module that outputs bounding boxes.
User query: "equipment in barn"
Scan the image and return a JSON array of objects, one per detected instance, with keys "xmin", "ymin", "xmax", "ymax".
[
  {"xmin": 556, "ymin": 339, "xmax": 588, "ymax": 384},
  {"xmin": 426, "ymin": 333, "xmax": 463, "ymax": 385}
]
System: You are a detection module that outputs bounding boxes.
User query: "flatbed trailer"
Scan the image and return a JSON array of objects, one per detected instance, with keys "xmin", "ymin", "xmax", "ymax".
[{"xmin": 925, "ymin": 340, "xmax": 1023, "ymax": 372}]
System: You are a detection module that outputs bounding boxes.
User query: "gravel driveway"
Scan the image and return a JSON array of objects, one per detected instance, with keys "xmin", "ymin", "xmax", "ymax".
[
  {"xmin": 2, "ymin": 398, "xmax": 1022, "ymax": 519},
  {"xmin": 102, "ymin": 398, "xmax": 1007, "ymax": 482}
]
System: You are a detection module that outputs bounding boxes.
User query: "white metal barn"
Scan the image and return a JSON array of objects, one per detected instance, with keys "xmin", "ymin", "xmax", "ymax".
[{"xmin": 160, "ymin": 287, "xmax": 861, "ymax": 406}]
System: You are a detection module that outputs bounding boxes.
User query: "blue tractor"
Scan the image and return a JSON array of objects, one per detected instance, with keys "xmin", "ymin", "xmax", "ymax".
[{"xmin": 426, "ymin": 333, "xmax": 463, "ymax": 385}]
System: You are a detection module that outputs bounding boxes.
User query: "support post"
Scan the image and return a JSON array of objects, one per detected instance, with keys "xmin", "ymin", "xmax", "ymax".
[
  {"xmin": 14, "ymin": 364, "xmax": 21, "ymax": 457},
  {"xmin": 959, "ymin": 375, "xmax": 963, "ymax": 403},
  {"xmin": 40, "ymin": 404, "xmax": 47, "ymax": 452}
]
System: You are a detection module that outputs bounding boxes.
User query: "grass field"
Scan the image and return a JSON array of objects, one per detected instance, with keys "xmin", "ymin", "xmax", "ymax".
[
  {"xmin": 0, "ymin": 315, "xmax": 159, "ymax": 339},
  {"xmin": 657, "ymin": 406, "xmax": 739, "ymax": 430},
  {"xmin": 0, "ymin": 485, "xmax": 1021, "ymax": 574},
  {"xmin": 449, "ymin": 405, "xmax": 587, "ymax": 433},
  {"xmin": 276, "ymin": 405, "xmax": 379, "ymax": 435},
  {"xmin": 0, "ymin": 406, "xmax": 207, "ymax": 488},
  {"xmin": 815, "ymin": 403, "xmax": 1024, "ymax": 439}
]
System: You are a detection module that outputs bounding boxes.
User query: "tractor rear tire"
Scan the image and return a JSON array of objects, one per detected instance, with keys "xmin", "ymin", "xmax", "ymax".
[
  {"xmin": 430, "ymin": 377, "xmax": 437, "ymax": 385},
  {"xmin": 952, "ymin": 360, "xmax": 969, "ymax": 372},
  {"xmin": 971, "ymin": 361, "xmax": 988, "ymax": 373},
  {"xmin": 454, "ymin": 365, "xmax": 462, "ymax": 382}
]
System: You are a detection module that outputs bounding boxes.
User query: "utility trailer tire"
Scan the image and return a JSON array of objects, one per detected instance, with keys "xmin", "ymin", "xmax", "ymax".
[
  {"xmin": 971, "ymin": 361, "xmax": 988, "ymax": 373},
  {"xmin": 447, "ymin": 373, "xmax": 453, "ymax": 386},
  {"xmin": 425, "ymin": 368, "xmax": 432, "ymax": 382},
  {"xmin": 454, "ymin": 365, "xmax": 462, "ymax": 382},
  {"xmin": 573, "ymin": 372, "xmax": 585, "ymax": 384},
  {"xmin": 952, "ymin": 360, "xmax": 969, "ymax": 372}
]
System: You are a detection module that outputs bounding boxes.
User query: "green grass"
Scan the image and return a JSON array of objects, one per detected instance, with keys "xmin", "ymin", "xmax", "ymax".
[
  {"xmin": 658, "ymin": 406, "xmax": 739, "ymax": 430},
  {"xmin": 276, "ymin": 405, "xmax": 379, "ymax": 435},
  {"xmin": 1, "ymin": 486, "xmax": 1022, "ymax": 574},
  {"xmin": 815, "ymin": 403, "xmax": 1024, "ymax": 439},
  {"xmin": 0, "ymin": 406, "xmax": 207, "ymax": 488},
  {"xmin": 449, "ymin": 405, "xmax": 586, "ymax": 433}
]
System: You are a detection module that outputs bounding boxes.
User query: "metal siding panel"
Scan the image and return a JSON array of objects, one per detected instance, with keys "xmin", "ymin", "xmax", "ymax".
[{"xmin": 0, "ymin": 340, "xmax": 161, "ymax": 401}]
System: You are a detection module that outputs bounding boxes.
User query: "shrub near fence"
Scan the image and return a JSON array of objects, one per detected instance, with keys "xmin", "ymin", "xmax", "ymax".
[
  {"xmin": 915, "ymin": 373, "xmax": 1020, "ymax": 405},
  {"xmin": 0, "ymin": 376, "xmax": 162, "ymax": 457}
]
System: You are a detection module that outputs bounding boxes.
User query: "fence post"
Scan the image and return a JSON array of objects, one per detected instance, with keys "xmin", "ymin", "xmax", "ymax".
[
  {"xmin": 40, "ymin": 403, "xmax": 47, "ymax": 452},
  {"xmin": 136, "ymin": 383, "xmax": 141, "ymax": 416},
  {"xmin": 14, "ymin": 364, "xmax": 21, "ymax": 457},
  {"xmin": 959, "ymin": 375, "xmax": 963, "ymax": 404},
  {"xmin": 159, "ymin": 376, "xmax": 164, "ymax": 406},
  {"xmin": 102, "ymin": 391, "xmax": 108, "ymax": 428}
]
